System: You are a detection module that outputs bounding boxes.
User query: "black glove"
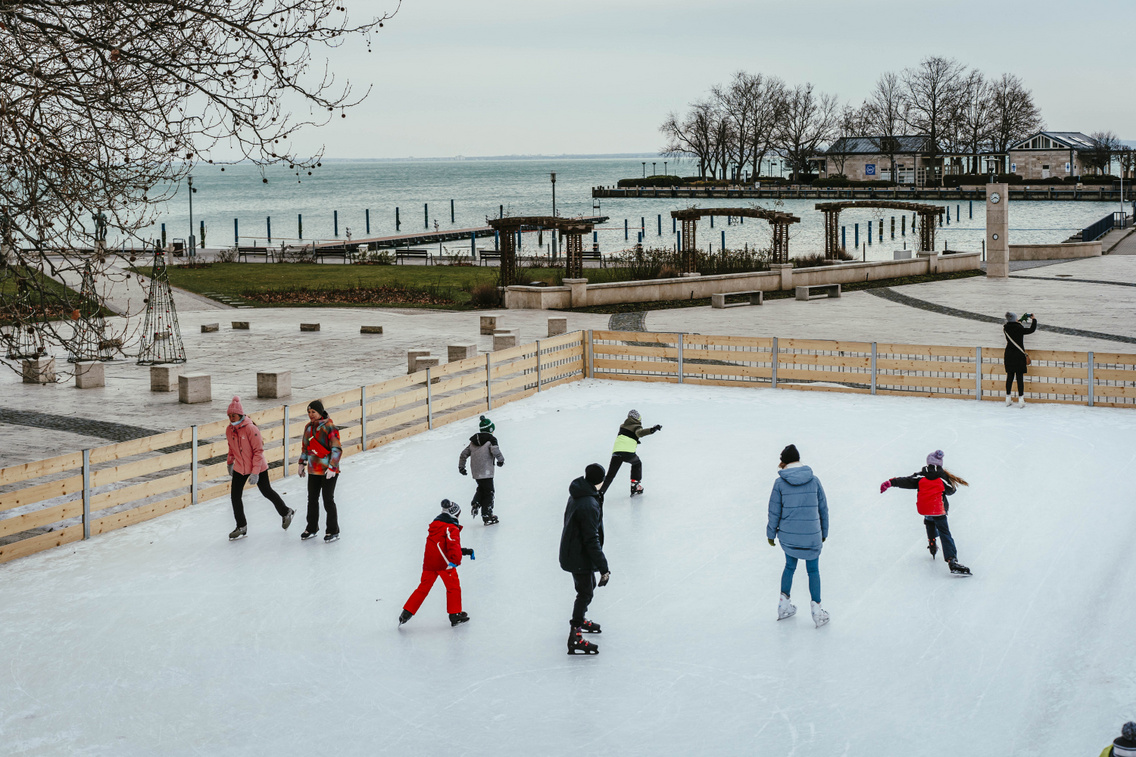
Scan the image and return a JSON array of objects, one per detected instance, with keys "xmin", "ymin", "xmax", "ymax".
[
  {"xmin": 598, "ymin": 572, "xmax": 610, "ymax": 587},
  {"xmin": 651, "ymin": 424, "xmax": 662, "ymax": 432},
  {"xmin": 496, "ymin": 460, "xmax": 504, "ymax": 467},
  {"xmin": 461, "ymin": 548, "xmax": 474, "ymax": 556},
  {"xmin": 458, "ymin": 468, "xmax": 467, "ymax": 476}
]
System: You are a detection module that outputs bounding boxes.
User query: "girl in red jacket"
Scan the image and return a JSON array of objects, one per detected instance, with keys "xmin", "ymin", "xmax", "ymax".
[
  {"xmin": 225, "ymin": 396, "xmax": 294, "ymax": 541},
  {"xmin": 880, "ymin": 450, "xmax": 971, "ymax": 576},
  {"xmin": 399, "ymin": 500, "xmax": 474, "ymax": 627}
]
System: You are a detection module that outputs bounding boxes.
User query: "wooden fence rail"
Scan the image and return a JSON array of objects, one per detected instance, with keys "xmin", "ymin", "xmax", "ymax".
[{"xmin": 2, "ymin": 328, "xmax": 1132, "ymax": 565}]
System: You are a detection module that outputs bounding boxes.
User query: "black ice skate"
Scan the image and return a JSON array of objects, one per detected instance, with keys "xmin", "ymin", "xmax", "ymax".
[
  {"xmin": 482, "ymin": 514, "xmax": 499, "ymax": 525},
  {"xmin": 228, "ymin": 526, "xmax": 247, "ymax": 541},
  {"xmin": 282, "ymin": 508, "xmax": 295, "ymax": 530},
  {"xmin": 449, "ymin": 612, "xmax": 470, "ymax": 627},
  {"xmin": 928, "ymin": 538, "xmax": 938, "ymax": 558},
  {"xmin": 567, "ymin": 626, "xmax": 599, "ymax": 655},
  {"xmin": 324, "ymin": 532, "xmax": 340, "ymax": 543},
  {"xmin": 948, "ymin": 558, "xmax": 972, "ymax": 576},
  {"xmin": 630, "ymin": 480, "xmax": 644, "ymax": 496},
  {"xmin": 576, "ymin": 619, "xmax": 602, "ymax": 634},
  {"xmin": 470, "ymin": 501, "xmax": 480, "ymax": 517},
  {"xmin": 301, "ymin": 529, "xmax": 318, "ymax": 541},
  {"xmin": 399, "ymin": 609, "xmax": 413, "ymax": 626}
]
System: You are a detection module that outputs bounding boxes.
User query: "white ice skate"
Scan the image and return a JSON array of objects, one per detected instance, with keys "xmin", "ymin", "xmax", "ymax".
[
  {"xmin": 810, "ymin": 601, "xmax": 830, "ymax": 628},
  {"xmin": 1016, "ymin": 395, "xmax": 1026, "ymax": 408},
  {"xmin": 777, "ymin": 592, "xmax": 796, "ymax": 621},
  {"xmin": 1004, "ymin": 395, "xmax": 1013, "ymax": 407}
]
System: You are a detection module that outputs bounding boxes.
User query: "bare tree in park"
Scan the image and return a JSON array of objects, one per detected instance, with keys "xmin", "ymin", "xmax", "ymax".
[
  {"xmin": 988, "ymin": 73, "xmax": 1043, "ymax": 173},
  {"xmin": 863, "ymin": 71, "xmax": 909, "ymax": 183},
  {"xmin": 1118, "ymin": 146, "xmax": 1135, "ymax": 181},
  {"xmin": 1083, "ymin": 131, "xmax": 1121, "ymax": 176},
  {"xmin": 660, "ymin": 100, "xmax": 718, "ymax": 179},
  {"xmin": 957, "ymin": 70, "xmax": 994, "ymax": 175},
  {"xmin": 712, "ymin": 72, "xmax": 759, "ymax": 182},
  {"xmin": 902, "ymin": 56, "xmax": 966, "ymax": 183},
  {"xmin": 0, "ymin": 0, "xmax": 395, "ymax": 370},
  {"xmin": 826, "ymin": 103, "xmax": 869, "ymax": 178},
  {"xmin": 743, "ymin": 75, "xmax": 787, "ymax": 179},
  {"xmin": 775, "ymin": 84, "xmax": 838, "ymax": 182}
]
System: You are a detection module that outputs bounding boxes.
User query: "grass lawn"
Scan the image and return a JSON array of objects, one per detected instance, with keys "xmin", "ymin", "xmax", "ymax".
[{"xmin": 1, "ymin": 266, "xmax": 113, "ymax": 324}]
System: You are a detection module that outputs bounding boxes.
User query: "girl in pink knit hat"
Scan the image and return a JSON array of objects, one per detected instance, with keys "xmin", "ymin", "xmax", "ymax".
[{"xmin": 225, "ymin": 396, "xmax": 294, "ymax": 541}]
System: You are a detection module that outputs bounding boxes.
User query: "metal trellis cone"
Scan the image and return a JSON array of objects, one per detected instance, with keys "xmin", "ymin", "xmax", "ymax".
[
  {"xmin": 67, "ymin": 262, "xmax": 115, "ymax": 362},
  {"xmin": 136, "ymin": 250, "xmax": 186, "ymax": 365},
  {"xmin": 3, "ymin": 282, "xmax": 48, "ymax": 360}
]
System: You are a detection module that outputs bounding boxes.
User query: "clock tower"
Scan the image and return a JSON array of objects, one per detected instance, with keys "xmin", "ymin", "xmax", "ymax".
[{"xmin": 986, "ymin": 183, "xmax": 1009, "ymax": 278}]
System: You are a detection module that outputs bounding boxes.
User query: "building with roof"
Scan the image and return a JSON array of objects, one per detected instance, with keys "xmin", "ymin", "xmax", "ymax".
[
  {"xmin": 1007, "ymin": 131, "xmax": 1095, "ymax": 179},
  {"xmin": 822, "ymin": 135, "xmax": 992, "ymax": 185}
]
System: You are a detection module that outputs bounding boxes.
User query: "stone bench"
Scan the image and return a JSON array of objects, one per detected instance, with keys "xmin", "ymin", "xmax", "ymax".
[
  {"xmin": 201, "ymin": 323, "xmax": 219, "ymax": 333},
  {"xmin": 21, "ymin": 357, "xmax": 55, "ymax": 384},
  {"xmin": 151, "ymin": 365, "xmax": 181, "ymax": 392},
  {"xmin": 179, "ymin": 373, "xmax": 211, "ymax": 404},
  {"xmin": 448, "ymin": 343, "xmax": 478, "ymax": 362},
  {"xmin": 711, "ymin": 291, "xmax": 764, "ymax": 309},
  {"xmin": 300, "ymin": 323, "xmax": 320, "ymax": 332},
  {"xmin": 407, "ymin": 349, "xmax": 432, "ymax": 374},
  {"xmin": 415, "ymin": 356, "xmax": 442, "ymax": 383},
  {"xmin": 547, "ymin": 317, "xmax": 568, "ymax": 337},
  {"xmin": 257, "ymin": 370, "xmax": 291, "ymax": 399},
  {"xmin": 232, "ymin": 321, "xmax": 250, "ymax": 330},
  {"xmin": 480, "ymin": 315, "xmax": 498, "ymax": 335},
  {"xmin": 795, "ymin": 284, "xmax": 841, "ymax": 301},
  {"xmin": 493, "ymin": 332, "xmax": 518, "ymax": 351},
  {"xmin": 74, "ymin": 361, "xmax": 105, "ymax": 389},
  {"xmin": 360, "ymin": 325, "xmax": 384, "ymax": 335}
]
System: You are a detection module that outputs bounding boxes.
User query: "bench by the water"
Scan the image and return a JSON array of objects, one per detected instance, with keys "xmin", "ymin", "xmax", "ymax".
[
  {"xmin": 396, "ymin": 249, "xmax": 431, "ymax": 264},
  {"xmin": 711, "ymin": 291, "xmax": 764, "ymax": 308},
  {"xmin": 238, "ymin": 246, "xmax": 272, "ymax": 263},
  {"xmin": 314, "ymin": 245, "xmax": 357, "ymax": 263},
  {"xmin": 795, "ymin": 284, "xmax": 841, "ymax": 301}
]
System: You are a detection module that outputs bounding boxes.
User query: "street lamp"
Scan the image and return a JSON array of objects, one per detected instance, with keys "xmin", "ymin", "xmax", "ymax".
[
  {"xmin": 652, "ymin": 162, "xmax": 656, "ymax": 176},
  {"xmin": 550, "ymin": 171, "xmax": 557, "ymax": 217},
  {"xmin": 642, "ymin": 161, "xmax": 646, "ymax": 179},
  {"xmin": 664, "ymin": 161, "xmax": 668, "ymax": 175},
  {"xmin": 187, "ymin": 174, "xmax": 197, "ymax": 257}
]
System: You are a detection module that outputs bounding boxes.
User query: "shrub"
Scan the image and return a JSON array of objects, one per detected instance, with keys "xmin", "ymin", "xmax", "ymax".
[
  {"xmin": 792, "ymin": 251, "xmax": 853, "ymax": 269},
  {"xmin": 216, "ymin": 247, "xmax": 238, "ymax": 263},
  {"xmin": 468, "ymin": 282, "xmax": 502, "ymax": 309},
  {"xmin": 942, "ymin": 173, "xmax": 1023, "ymax": 187}
]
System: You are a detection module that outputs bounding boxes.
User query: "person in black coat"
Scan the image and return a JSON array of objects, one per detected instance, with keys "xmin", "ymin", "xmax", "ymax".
[
  {"xmin": 559, "ymin": 463, "xmax": 610, "ymax": 655},
  {"xmin": 1003, "ymin": 312, "xmax": 1037, "ymax": 407}
]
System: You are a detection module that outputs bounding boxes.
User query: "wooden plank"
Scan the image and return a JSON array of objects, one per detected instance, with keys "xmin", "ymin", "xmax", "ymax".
[
  {"xmin": 363, "ymin": 372, "xmax": 429, "ymax": 398},
  {"xmin": 89, "ymin": 493, "xmax": 193, "ymax": 536},
  {"xmin": 370, "ymin": 404, "xmax": 430, "ymax": 436},
  {"xmin": 0, "ymin": 524, "xmax": 84, "ymax": 565},
  {"xmin": 0, "ymin": 451, "xmax": 83, "ymax": 487},
  {"xmin": 683, "ymin": 334, "xmax": 772, "ymax": 349},
  {"xmin": 875, "ymin": 374, "xmax": 976, "ymax": 390},
  {"xmin": 593, "ymin": 357, "xmax": 679, "ymax": 374},
  {"xmin": 339, "ymin": 425, "xmax": 363, "ymax": 443},
  {"xmin": 0, "ymin": 474, "xmax": 85, "ymax": 513},
  {"xmin": 198, "ymin": 460, "xmax": 231, "ymax": 483},
  {"xmin": 430, "ymin": 354, "xmax": 489, "ymax": 380},
  {"xmin": 364, "ymin": 422, "xmax": 430, "ymax": 452},
  {"xmin": 198, "ymin": 482, "xmax": 231, "ymax": 504},
  {"xmin": 540, "ymin": 331, "xmax": 584, "ymax": 350},
  {"xmin": 593, "ymin": 343, "xmax": 678, "ymax": 360},
  {"xmin": 680, "ymin": 347, "xmax": 769, "ymax": 363},
  {"xmin": 317, "ymin": 387, "xmax": 362, "ymax": 411},
  {"xmin": 592, "ymin": 330, "xmax": 678, "ymax": 344},
  {"xmin": 90, "ymin": 448, "xmax": 193, "ymax": 488},
  {"xmin": 541, "ymin": 360, "xmax": 584, "ymax": 383},
  {"xmin": 683, "ymin": 362, "xmax": 773, "ymax": 379},
  {"xmin": 877, "ymin": 357, "xmax": 977, "ymax": 374},
  {"xmin": 777, "ymin": 353, "xmax": 872, "ymax": 370},
  {"xmin": 197, "ymin": 418, "xmax": 230, "ymax": 439},
  {"xmin": 493, "ymin": 386, "xmax": 539, "ymax": 408},
  {"xmin": 432, "ymin": 403, "xmax": 490, "ymax": 433},
  {"xmin": 1093, "ymin": 384, "xmax": 1136, "ymax": 399},
  {"xmin": 876, "ymin": 343, "xmax": 976, "ymax": 358},
  {"xmin": 774, "ymin": 368, "xmax": 870, "ymax": 384},
  {"xmin": 89, "ymin": 428, "xmax": 194, "ymax": 465},
  {"xmin": 594, "ymin": 373, "xmax": 679, "ymax": 385},
  {"xmin": 684, "ymin": 376, "xmax": 767, "ymax": 389},
  {"xmin": 196, "ymin": 439, "xmax": 229, "ymax": 460},
  {"xmin": 90, "ymin": 471, "xmax": 193, "ymax": 513},
  {"xmin": 778, "ymin": 338, "xmax": 873, "ymax": 353},
  {"xmin": 1094, "ymin": 367, "xmax": 1136, "ymax": 381},
  {"xmin": 1026, "ymin": 349, "xmax": 1090, "ymax": 362},
  {"xmin": 540, "ymin": 373, "xmax": 583, "ymax": 391},
  {"xmin": 491, "ymin": 355, "xmax": 537, "ymax": 380},
  {"xmin": 980, "ymin": 379, "xmax": 1088, "ymax": 396},
  {"xmin": 432, "ymin": 386, "xmax": 490, "ymax": 416},
  {"xmin": 490, "ymin": 343, "xmax": 538, "ymax": 363},
  {"xmin": 248, "ymin": 407, "xmax": 284, "ymax": 426},
  {"xmin": 779, "ymin": 382, "xmax": 871, "ymax": 396},
  {"xmin": 366, "ymin": 386, "xmax": 429, "ymax": 417},
  {"xmin": 0, "ymin": 500, "xmax": 83, "ymax": 538},
  {"xmin": 1091, "ymin": 352, "xmax": 1136, "ymax": 365},
  {"xmin": 494, "ymin": 372, "xmax": 539, "ymax": 396}
]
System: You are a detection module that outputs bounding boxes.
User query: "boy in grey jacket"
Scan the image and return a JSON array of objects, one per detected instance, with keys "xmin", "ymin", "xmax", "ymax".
[{"xmin": 458, "ymin": 415, "xmax": 505, "ymax": 525}]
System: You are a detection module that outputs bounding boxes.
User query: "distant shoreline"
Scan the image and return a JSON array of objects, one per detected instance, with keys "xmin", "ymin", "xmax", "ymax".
[{"xmin": 317, "ymin": 153, "xmax": 662, "ymax": 162}]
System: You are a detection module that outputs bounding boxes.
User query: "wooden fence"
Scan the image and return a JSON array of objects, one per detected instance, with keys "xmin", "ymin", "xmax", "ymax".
[{"xmin": 2, "ymin": 328, "xmax": 1132, "ymax": 565}]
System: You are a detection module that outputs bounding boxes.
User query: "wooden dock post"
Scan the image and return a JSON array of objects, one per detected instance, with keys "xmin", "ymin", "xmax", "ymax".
[
  {"xmin": 396, "ymin": 206, "xmax": 400, "ymax": 231},
  {"xmin": 233, "ymin": 218, "xmax": 238, "ymax": 246},
  {"xmin": 267, "ymin": 216, "xmax": 272, "ymax": 244},
  {"xmin": 450, "ymin": 199, "xmax": 455, "ymax": 223},
  {"xmin": 298, "ymin": 213, "xmax": 303, "ymax": 239},
  {"xmin": 334, "ymin": 210, "xmax": 339, "ymax": 237},
  {"xmin": 424, "ymin": 203, "xmax": 428, "ymax": 229},
  {"xmin": 365, "ymin": 209, "xmax": 370, "ymax": 235}
]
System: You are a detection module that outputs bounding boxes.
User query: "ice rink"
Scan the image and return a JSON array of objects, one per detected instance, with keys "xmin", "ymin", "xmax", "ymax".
[{"xmin": 3, "ymin": 380, "xmax": 1135, "ymax": 756}]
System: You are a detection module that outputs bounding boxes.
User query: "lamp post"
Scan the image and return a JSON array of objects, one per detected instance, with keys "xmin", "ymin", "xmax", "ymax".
[
  {"xmin": 652, "ymin": 161, "xmax": 656, "ymax": 176},
  {"xmin": 550, "ymin": 172, "xmax": 557, "ymax": 217},
  {"xmin": 664, "ymin": 161, "xmax": 668, "ymax": 175},
  {"xmin": 642, "ymin": 161, "xmax": 646, "ymax": 178},
  {"xmin": 187, "ymin": 174, "xmax": 196, "ymax": 257}
]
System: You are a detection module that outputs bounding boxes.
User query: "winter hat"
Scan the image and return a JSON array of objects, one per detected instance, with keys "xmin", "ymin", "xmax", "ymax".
[
  {"xmin": 227, "ymin": 395, "xmax": 245, "ymax": 416},
  {"xmin": 780, "ymin": 444, "xmax": 800, "ymax": 465},
  {"xmin": 627, "ymin": 409, "xmax": 641, "ymax": 422},
  {"xmin": 441, "ymin": 498, "xmax": 460, "ymax": 518},
  {"xmin": 584, "ymin": 463, "xmax": 606, "ymax": 486},
  {"xmin": 307, "ymin": 399, "xmax": 328, "ymax": 418},
  {"xmin": 479, "ymin": 415, "xmax": 495, "ymax": 433},
  {"xmin": 1114, "ymin": 722, "xmax": 1136, "ymax": 756},
  {"xmin": 926, "ymin": 450, "xmax": 945, "ymax": 468},
  {"xmin": 1005, "ymin": 311, "xmax": 1018, "ymax": 323}
]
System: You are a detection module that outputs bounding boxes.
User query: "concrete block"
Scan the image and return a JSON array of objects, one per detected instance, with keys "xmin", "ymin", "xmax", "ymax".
[
  {"xmin": 547, "ymin": 317, "xmax": 568, "ymax": 337},
  {"xmin": 231, "ymin": 321, "xmax": 250, "ymax": 330},
  {"xmin": 150, "ymin": 365, "xmax": 181, "ymax": 392},
  {"xmin": 257, "ymin": 370, "xmax": 292, "ymax": 399},
  {"xmin": 74, "ymin": 361, "xmax": 105, "ymax": 389},
  {"xmin": 407, "ymin": 349, "xmax": 431, "ymax": 374},
  {"xmin": 416, "ymin": 356, "xmax": 442, "ymax": 383},
  {"xmin": 448, "ymin": 343, "xmax": 478, "ymax": 362},
  {"xmin": 493, "ymin": 332, "xmax": 518, "ymax": 351},
  {"xmin": 480, "ymin": 315, "xmax": 498, "ymax": 335},
  {"xmin": 178, "ymin": 373, "xmax": 212, "ymax": 404},
  {"xmin": 360, "ymin": 325, "xmax": 384, "ymax": 335},
  {"xmin": 300, "ymin": 323, "xmax": 320, "ymax": 332},
  {"xmin": 201, "ymin": 323, "xmax": 219, "ymax": 333},
  {"xmin": 893, "ymin": 250, "xmax": 912, "ymax": 260},
  {"xmin": 21, "ymin": 357, "xmax": 56, "ymax": 384}
]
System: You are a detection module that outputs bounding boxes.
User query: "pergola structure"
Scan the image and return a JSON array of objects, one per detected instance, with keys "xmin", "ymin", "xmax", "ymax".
[
  {"xmin": 814, "ymin": 201, "xmax": 945, "ymax": 258},
  {"xmin": 670, "ymin": 207, "xmax": 801, "ymax": 272},
  {"xmin": 486, "ymin": 216, "xmax": 599, "ymax": 285}
]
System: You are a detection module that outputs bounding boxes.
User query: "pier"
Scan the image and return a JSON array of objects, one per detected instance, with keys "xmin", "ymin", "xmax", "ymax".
[
  {"xmin": 593, "ymin": 185, "xmax": 1133, "ymax": 202},
  {"xmin": 306, "ymin": 215, "xmax": 609, "ymax": 253}
]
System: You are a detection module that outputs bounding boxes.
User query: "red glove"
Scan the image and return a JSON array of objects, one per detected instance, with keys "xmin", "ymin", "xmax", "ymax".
[{"xmin": 880, "ymin": 480, "xmax": 892, "ymax": 494}]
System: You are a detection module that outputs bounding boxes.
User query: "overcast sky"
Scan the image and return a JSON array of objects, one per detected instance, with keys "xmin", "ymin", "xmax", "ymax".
[{"xmin": 300, "ymin": 0, "xmax": 1135, "ymax": 159}]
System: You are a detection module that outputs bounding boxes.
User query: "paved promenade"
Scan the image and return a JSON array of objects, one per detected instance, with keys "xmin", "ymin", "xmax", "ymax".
[{"xmin": 2, "ymin": 253, "xmax": 1133, "ymax": 466}]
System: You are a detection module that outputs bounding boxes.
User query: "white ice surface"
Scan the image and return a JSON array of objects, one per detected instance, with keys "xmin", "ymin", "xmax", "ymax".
[{"xmin": 3, "ymin": 380, "xmax": 1135, "ymax": 756}]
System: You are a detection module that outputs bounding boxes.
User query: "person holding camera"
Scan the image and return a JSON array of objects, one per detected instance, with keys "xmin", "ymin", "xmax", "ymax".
[{"xmin": 1003, "ymin": 312, "xmax": 1038, "ymax": 407}]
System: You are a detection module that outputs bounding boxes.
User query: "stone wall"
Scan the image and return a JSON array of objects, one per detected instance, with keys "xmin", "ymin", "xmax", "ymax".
[
  {"xmin": 1007, "ymin": 149, "xmax": 1083, "ymax": 180},
  {"xmin": 1009, "ymin": 241, "xmax": 1101, "ymax": 260}
]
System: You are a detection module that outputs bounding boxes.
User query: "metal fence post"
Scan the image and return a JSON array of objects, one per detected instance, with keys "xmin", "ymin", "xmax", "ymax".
[
  {"xmin": 282, "ymin": 407, "xmax": 290, "ymax": 476},
  {"xmin": 870, "ymin": 342, "xmax": 877, "ymax": 395},
  {"xmin": 586, "ymin": 330, "xmax": 594, "ymax": 378},
  {"xmin": 975, "ymin": 347, "xmax": 982, "ymax": 401},
  {"xmin": 1087, "ymin": 351, "xmax": 1094, "ymax": 407},
  {"xmin": 536, "ymin": 339, "xmax": 542, "ymax": 391},
  {"xmin": 190, "ymin": 425, "xmax": 199, "ymax": 505},
  {"xmin": 677, "ymin": 333, "xmax": 684, "ymax": 384},
  {"xmin": 360, "ymin": 386, "xmax": 368, "ymax": 450},
  {"xmin": 486, "ymin": 354, "xmax": 493, "ymax": 410},
  {"xmin": 771, "ymin": 337, "xmax": 778, "ymax": 388},
  {"xmin": 426, "ymin": 369, "xmax": 434, "ymax": 429},
  {"xmin": 82, "ymin": 448, "xmax": 91, "ymax": 539}
]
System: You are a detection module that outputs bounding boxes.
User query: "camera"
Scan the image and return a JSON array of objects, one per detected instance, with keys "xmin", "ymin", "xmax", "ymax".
[{"xmin": 1020, "ymin": 312, "xmax": 1034, "ymax": 321}]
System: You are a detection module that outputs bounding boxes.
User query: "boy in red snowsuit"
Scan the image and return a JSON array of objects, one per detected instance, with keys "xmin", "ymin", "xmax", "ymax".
[{"xmin": 399, "ymin": 499, "xmax": 474, "ymax": 627}]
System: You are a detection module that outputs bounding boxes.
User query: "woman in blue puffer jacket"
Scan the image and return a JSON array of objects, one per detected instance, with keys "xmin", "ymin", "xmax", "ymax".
[{"xmin": 767, "ymin": 444, "xmax": 830, "ymax": 628}]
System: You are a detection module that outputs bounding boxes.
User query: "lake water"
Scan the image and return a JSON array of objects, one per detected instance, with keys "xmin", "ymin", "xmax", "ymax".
[{"xmin": 143, "ymin": 158, "xmax": 1119, "ymax": 262}]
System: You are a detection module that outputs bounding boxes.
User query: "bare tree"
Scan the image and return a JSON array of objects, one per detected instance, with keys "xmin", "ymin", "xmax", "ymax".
[
  {"xmin": 0, "ymin": 0, "xmax": 395, "ymax": 369},
  {"xmin": 826, "ymin": 103, "xmax": 868, "ymax": 178},
  {"xmin": 742, "ymin": 75, "xmax": 786, "ymax": 179},
  {"xmin": 863, "ymin": 71, "xmax": 909, "ymax": 182},
  {"xmin": 988, "ymin": 73, "xmax": 1043, "ymax": 173},
  {"xmin": 1118, "ymin": 146, "xmax": 1135, "ymax": 181},
  {"xmin": 660, "ymin": 100, "xmax": 717, "ymax": 179},
  {"xmin": 712, "ymin": 72, "xmax": 758, "ymax": 181},
  {"xmin": 902, "ymin": 56, "xmax": 966, "ymax": 183},
  {"xmin": 775, "ymin": 84, "xmax": 838, "ymax": 182},
  {"xmin": 1084, "ymin": 131, "xmax": 1121, "ymax": 176},
  {"xmin": 958, "ymin": 70, "xmax": 994, "ymax": 175}
]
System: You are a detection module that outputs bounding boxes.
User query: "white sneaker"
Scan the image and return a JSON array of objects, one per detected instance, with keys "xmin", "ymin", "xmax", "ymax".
[
  {"xmin": 1016, "ymin": 395, "xmax": 1026, "ymax": 408},
  {"xmin": 777, "ymin": 592, "xmax": 796, "ymax": 620},
  {"xmin": 1005, "ymin": 395, "xmax": 1013, "ymax": 407},
  {"xmin": 810, "ymin": 601, "xmax": 830, "ymax": 628}
]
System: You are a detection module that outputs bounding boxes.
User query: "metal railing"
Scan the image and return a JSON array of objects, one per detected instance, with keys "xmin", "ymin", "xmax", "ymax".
[{"xmin": 1081, "ymin": 213, "xmax": 1115, "ymax": 242}]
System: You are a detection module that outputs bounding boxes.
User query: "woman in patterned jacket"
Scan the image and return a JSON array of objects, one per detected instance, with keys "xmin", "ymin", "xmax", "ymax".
[{"xmin": 299, "ymin": 399, "xmax": 342, "ymax": 542}]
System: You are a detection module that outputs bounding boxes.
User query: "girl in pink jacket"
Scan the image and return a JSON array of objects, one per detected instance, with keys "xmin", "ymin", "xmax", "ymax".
[{"xmin": 225, "ymin": 396, "xmax": 294, "ymax": 541}]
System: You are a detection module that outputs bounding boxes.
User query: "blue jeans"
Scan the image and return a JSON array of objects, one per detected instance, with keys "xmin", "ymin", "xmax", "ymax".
[
  {"xmin": 781, "ymin": 554, "xmax": 821, "ymax": 603},
  {"xmin": 924, "ymin": 515, "xmax": 957, "ymax": 562}
]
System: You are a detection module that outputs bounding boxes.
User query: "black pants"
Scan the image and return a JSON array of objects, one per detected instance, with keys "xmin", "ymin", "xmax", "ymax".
[
  {"xmin": 600, "ymin": 451, "xmax": 641, "ymax": 495},
  {"xmin": 306, "ymin": 473, "xmax": 339, "ymax": 535},
  {"xmin": 923, "ymin": 514, "xmax": 957, "ymax": 562},
  {"xmin": 571, "ymin": 571, "xmax": 596, "ymax": 626},
  {"xmin": 471, "ymin": 478, "xmax": 495, "ymax": 518},
  {"xmin": 231, "ymin": 471, "xmax": 289, "ymax": 528},
  {"xmin": 1005, "ymin": 369, "xmax": 1025, "ymax": 396}
]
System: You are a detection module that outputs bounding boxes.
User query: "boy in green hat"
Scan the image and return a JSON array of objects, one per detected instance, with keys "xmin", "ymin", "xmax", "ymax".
[{"xmin": 458, "ymin": 415, "xmax": 505, "ymax": 525}]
